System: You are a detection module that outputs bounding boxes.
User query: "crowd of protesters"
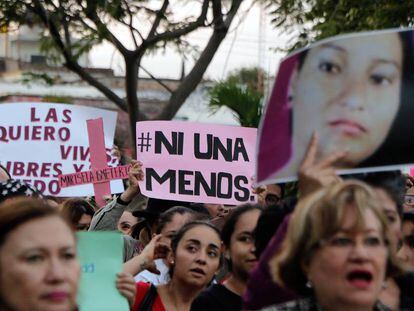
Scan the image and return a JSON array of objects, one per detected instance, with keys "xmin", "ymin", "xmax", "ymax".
[{"xmin": 1, "ymin": 133, "xmax": 414, "ymax": 311}]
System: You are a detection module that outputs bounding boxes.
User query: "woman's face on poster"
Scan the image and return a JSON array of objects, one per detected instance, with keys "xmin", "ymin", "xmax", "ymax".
[{"xmin": 292, "ymin": 32, "xmax": 403, "ymax": 166}]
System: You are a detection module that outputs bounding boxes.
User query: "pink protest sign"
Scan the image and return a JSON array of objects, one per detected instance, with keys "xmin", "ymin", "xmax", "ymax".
[
  {"xmin": 59, "ymin": 165, "xmax": 131, "ymax": 188},
  {"xmin": 87, "ymin": 118, "xmax": 111, "ymax": 208},
  {"xmin": 57, "ymin": 118, "xmax": 128, "ymax": 207},
  {"xmin": 136, "ymin": 121, "xmax": 257, "ymax": 205}
]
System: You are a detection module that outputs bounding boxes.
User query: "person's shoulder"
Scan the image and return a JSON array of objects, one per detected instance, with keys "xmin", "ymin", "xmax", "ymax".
[
  {"xmin": 192, "ymin": 284, "xmax": 242, "ymax": 311},
  {"xmin": 191, "ymin": 284, "xmax": 226, "ymax": 310},
  {"xmin": 195, "ymin": 284, "xmax": 224, "ymax": 299}
]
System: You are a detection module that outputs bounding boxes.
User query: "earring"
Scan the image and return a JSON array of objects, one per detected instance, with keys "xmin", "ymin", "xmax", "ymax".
[
  {"xmin": 170, "ymin": 260, "xmax": 175, "ymax": 265},
  {"xmin": 306, "ymin": 280, "xmax": 313, "ymax": 288},
  {"xmin": 382, "ymin": 281, "xmax": 387, "ymax": 289}
]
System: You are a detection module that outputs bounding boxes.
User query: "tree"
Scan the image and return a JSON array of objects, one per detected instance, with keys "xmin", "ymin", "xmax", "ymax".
[
  {"xmin": 0, "ymin": 0, "xmax": 243, "ymax": 150},
  {"xmin": 208, "ymin": 67, "xmax": 265, "ymax": 127},
  {"xmin": 266, "ymin": 0, "xmax": 414, "ymax": 51}
]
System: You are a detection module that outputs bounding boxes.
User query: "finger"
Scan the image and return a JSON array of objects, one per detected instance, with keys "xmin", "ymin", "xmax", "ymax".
[
  {"xmin": 300, "ymin": 132, "xmax": 319, "ymax": 169},
  {"xmin": 116, "ymin": 281, "xmax": 136, "ymax": 290},
  {"xmin": 152, "ymin": 234, "xmax": 163, "ymax": 242},
  {"xmin": 130, "ymin": 167, "xmax": 142, "ymax": 175},
  {"xmin": 316, "ymin": 170, "xmax": 342, "ymax": 184},
  {"xmin": 116, "ymin": 282, "xmax": 136, "ymax": 291},
  {"xmin": 116, "ymin": 272, "xmax": 132, "ymax": 279},
  {"xmin": 129, "ymin": 163, "xmax": 142, "ymax": 173},
  {"xmin": 137, "ymin": 171, "xmax": 144, "ymax": 181},
  {"xmin": 117, "ymin": 288, "xmax": 134, "ymax": 300}
]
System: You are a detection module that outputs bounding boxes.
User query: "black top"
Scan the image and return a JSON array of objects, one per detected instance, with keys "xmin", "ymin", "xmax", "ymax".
[
  {"xmin": 396, "ymin": 272, "xmax": 414, "ymax": 310},
  {"xmin": 191, "ymin": 284, "xmax": 242, "ymax": 311}
]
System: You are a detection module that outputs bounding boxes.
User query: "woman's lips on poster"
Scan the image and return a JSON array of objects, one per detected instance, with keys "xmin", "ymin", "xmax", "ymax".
[{"xmin": 328, "ymin": 119, "xmax": 368, "ymax": 137}]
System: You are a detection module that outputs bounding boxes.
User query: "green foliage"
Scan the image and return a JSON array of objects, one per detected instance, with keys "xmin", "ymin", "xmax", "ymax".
[
  {"xmin": 226, "ymin": 66, "xmax": 266, "ymax": 94},
  {"xmin": 208, "ymin": 81, "xmax": 263, "ymax": 128},
  {"xmin": 42, "ymin": 95, "xmax": 73, "ymax": 104},
  {"xmin": 265, "ymin": 0, "xmax": 414, "ymax": 52},
  {"xmin": 21, "ymin": 72, "xmax": 55, "ymax": 86},
  {"xmin": 208, "ymin": 66, "xmax": 267, "ymax": 128}
]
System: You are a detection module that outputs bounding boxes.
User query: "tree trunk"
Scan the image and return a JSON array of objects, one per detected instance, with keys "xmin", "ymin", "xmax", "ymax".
[
  {"xmin": 125, "ymin": 56, "xmax": 140, "ymax": 157},
  {"xmin": 159, "ymin": 0, "xmax": 243, "ymax": 120}
]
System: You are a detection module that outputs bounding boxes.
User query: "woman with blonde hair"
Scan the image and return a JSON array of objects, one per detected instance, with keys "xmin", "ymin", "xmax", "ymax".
[{"xmin": 264, "ymin": 181, "xmax": 402, "ymax": 311}]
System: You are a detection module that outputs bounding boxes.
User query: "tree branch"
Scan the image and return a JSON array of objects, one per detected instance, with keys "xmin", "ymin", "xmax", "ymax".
[
  {"xmin": 158, "ymin": 0, "xmax": 242, "ymax": 119},
  {"xmin": 65, "ymin": 61, "xmax": 128, "ymax": 112},
  {"xmin": 142, "ymin": 0, "xmax": 209, "ymax": 50},
  {"xmin": 138, "ymin": 64, "xmax": 173, "ymax": 93},
  {"xmin": 30, "ymin": 0, "xmax": 128, "ymax": 112},
  {"xmin": 146, "ymin": 0, "xmax": 169, "ymax": 40},
  {"xmin": 58, "ymin": 1, "xmax": 72, "ymax": 48},
  {"xmin": 211, "ymin": 0, "xmax": 224, "ymax": 26},
  {"xmin": 121, "ymin": 0, "xmax": 142, "ymax": 47},
  {"xmin": 83, "ymin": 7, "xmax": 130, "ymax": 56}
]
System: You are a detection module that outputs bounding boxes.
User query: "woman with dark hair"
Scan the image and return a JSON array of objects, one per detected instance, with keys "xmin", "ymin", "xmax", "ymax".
[
  {"xmin": 129, "ymin": 221, "xmax": 222, "ymax": 311},
  {"xmin": 60, "ymin": 198, "xmax": 96, "ymax": 231},
  {"xmin": 133, "ymin": 206, "xmax": 205, "ymax": 285},
  {"xmin": 398, "ymin": 211, "xmax": 414, "ymax": 269},
  {"xmin": 191, "ymin": 204, "xmax": 263, "ymax": 311},
  {"xmin": 358, "ymin": 30, "xmax": 414, "ymax": 168},
  {"xmin": 270, "ymin": 29, "xmax": 414, "ymax": 181}
]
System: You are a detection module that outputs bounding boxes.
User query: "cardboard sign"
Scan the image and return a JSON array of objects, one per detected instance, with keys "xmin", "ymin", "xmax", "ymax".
[
  {"xmin": 77, "ymin": 232, "xmax": 128, "ymax": 311},
  {"xmin": 0, "ymin": 102, "xmax": 123, "ymax": 196},
  {"xmin": 59, "ymin": 165, "xmax": 131, "ymax": 188},
  {"xmin": 136, "ymin": 121, "xmax": 257, "ymax": 205},
  {"xmin": 257, "ymin": 28, "xmax": 414, "ymax": 184}
]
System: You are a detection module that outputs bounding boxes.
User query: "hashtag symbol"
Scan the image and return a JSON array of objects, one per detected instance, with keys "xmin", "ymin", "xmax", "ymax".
[{"xmin": 137, "ymin": 132, "xmax": 152, "ymax": 152}]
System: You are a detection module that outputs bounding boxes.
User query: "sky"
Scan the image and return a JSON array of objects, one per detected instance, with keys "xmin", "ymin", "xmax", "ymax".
[{"xmin": 89, "ymin": 1, "xmax": 290, "ymax": 82}]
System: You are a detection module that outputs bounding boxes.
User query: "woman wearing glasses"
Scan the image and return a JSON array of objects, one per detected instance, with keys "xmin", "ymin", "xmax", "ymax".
[
  {"xmin": 403, "ymin": 186, "xmax": 414, "ymax": 213},
  {"xmin": 262, "ymin": 181, "xmax": 402, "ymax": 311}
]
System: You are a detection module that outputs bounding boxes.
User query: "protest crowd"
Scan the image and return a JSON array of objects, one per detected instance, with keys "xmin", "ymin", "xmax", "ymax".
[
  {"xmin": 3, "ymin": 28, "xmax": 414, "ymax": 311},
  {"xmin": 2, "ymin": 131, "xmax": 414, "ymax": 311}
]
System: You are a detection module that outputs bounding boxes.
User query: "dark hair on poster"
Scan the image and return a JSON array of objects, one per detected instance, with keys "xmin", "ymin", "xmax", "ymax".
[{"xmin": 359, "ymin": 30, "xmax": 414, "ymax": 167}]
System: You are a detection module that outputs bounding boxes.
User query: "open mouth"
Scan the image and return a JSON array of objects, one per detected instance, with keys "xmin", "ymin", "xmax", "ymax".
[
  {"xmin": 346, "ymin": 270, "xmax": 373, "ymax": 289},
  {"xmin": 190, "ymin": 268, "xmax": 206, "ymax": 276}
]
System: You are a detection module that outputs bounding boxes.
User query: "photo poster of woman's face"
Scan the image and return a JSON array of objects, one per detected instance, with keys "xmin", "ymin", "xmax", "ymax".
[{"xmin": 257, "ymin": 28, "xmax": 414, "ymax": 185}]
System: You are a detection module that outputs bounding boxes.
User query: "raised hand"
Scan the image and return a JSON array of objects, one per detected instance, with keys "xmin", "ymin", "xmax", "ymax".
[
  {"xmin": 298, "ymin": 133, "xmax": 346, "ymax": 197},
  {"xmin": 116, "ymin": 272, "xmax": 136, "ymax": 307},
  {"xmin": 120, "ymin": 160, "xmax": 144, "ymax": 202}
]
